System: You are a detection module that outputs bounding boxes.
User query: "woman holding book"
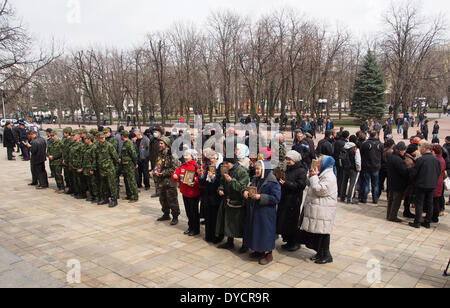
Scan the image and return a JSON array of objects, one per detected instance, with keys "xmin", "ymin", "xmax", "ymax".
[
  {"xmin": 243, "ymin": 160, "xmax": 281, "ymax": 265},
  {"xmin": 172, "ymin": 149, "xmax": 202, "ymax": 236}
]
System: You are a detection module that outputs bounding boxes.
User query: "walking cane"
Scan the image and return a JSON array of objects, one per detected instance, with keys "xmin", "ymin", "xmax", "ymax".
[{"xmin": 444, "ymin": 259, "xmax": 450, "ymax": 277}]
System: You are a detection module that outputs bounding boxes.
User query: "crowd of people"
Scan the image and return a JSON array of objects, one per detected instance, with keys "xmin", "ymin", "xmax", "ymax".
[{"xmin": 2, "ymin": 114, "xmax": 448, "ymax": 267}]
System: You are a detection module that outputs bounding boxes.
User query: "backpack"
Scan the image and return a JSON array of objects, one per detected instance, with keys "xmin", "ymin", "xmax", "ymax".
[{"xmin": 339, "ymin": 147, "xmax": 355, "ymax": 169}]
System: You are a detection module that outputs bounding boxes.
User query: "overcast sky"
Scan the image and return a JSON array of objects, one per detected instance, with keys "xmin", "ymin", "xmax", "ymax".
[{"xmin": 13, "ymin": 0, "xmax": 450, "ymax": 50}]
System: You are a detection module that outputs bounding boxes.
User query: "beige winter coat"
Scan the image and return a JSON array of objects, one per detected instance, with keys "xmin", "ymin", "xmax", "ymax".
[{"xmin": 300, "ymin": 168, "xmax": 338, "ymax": 235}]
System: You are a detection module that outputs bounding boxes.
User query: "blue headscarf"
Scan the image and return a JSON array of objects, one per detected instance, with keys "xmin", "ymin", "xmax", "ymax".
[{"xmin": 319, "ymin": 156, "xmax": 335, "ymax": 175}]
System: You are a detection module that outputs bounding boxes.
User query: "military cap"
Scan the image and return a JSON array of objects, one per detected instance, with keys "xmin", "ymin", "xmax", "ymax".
[
  {"xmin": 79, "ymin": 129, "xmax": 87, "ymax": 135},
  {"xmin": 86, "ymin": 134, "xmax": 95, "ymax": 141},
  {"xmin": 121, "ymin": 130, "xmax": 130, "ymax": 138},
  {"xmin": 160, "ymin": 136, "xmax": 171, "ymax": 147},
  {"xmin": 50, "ymin": 131, "xmax": 58, "ymax": 137},
  {"xmin": 63, "ymin": 127, "xmax": 73, "ymax": 134},
  {"xmin": 97, "ymin": 132, "xmax": 105, "ymax": 138},
  {"xmin": 89, "ymin": 128, "xmax": 98, "ymax": 135},
  {"xmin": 72, "ymin": 129, "xmax": 81, "ymax": 135}
]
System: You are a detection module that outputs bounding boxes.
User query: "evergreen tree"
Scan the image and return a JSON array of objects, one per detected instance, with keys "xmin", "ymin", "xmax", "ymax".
[{"xmin": 351, "ymin": 50, "xmax": 387, "ymax": 121}]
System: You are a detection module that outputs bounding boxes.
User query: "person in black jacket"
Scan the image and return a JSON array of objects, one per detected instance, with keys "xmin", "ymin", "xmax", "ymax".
[
  {"xmin": 292, "ymin": 133, "xmax": 312, "ymax": 169},
  {"xmin": 334, "ymin": 131, "xmax": 349, "ymax": 199},
  {"xmin": 25, "ymin": 130, "xmax": 49, "ymax": 189},
  {"xmin": 3, "ymin": 122, "xmax": 16, "ymax": 160},
  {"xmin": 277, "ymin": 150, "xmax": 307, "ymax": 252},
  {"xmin": 360, "ymin": 131, "xmax": 383, "ymax": 204},
  {"xmin": 316, "ymin": 131, "xmax": 334, "ymax": 157},
  {"xmin": 199, "ymin": 151, "xmax": 224, "ymax": 244},
  {"xmin": 18, "ymin": 122, "xmax": 29, "ymax": 161},
  {"xmin": 409, "ymin": 141, "xmax": 442, "ymax": 229},
  {"xmin": 421, "ymin": 120, "xmax": 429, "ymax": 141},
  {"xmin": 386, "ymin": 142, "xmax": 410, "ymax": 223}
]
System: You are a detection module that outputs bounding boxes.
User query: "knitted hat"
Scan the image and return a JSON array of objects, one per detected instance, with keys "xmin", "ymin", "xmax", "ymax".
[
  {"xmin": 160, "ymin": 136, "xmax": 171, "ymax": 147},
  {"xmin": 286, "ymin": 150, "xmax": 302, "ymax": 163},
  {"xmin": 395, "ymin": 141, "xmax": 407, "ymax": 151},
  {"xmin": 259, "ymin": 147, "xmax": 274, "ymax": 160},
  {"xmin": 223, "ymin": 157, "xmax": 237, "ymax": 164}
]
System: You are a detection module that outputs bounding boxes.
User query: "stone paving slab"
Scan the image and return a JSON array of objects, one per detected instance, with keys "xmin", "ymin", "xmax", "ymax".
[{"xmin": 1, "ymin": 119, "xmax": 450, "ymax": 288}]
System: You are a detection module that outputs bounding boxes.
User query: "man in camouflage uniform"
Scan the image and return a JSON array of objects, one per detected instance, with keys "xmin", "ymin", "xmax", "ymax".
[
  {"xmin": 120, "ymin": 131, "xmax": 139, "ymax": 203},
  {"xmin": 83, "ymin": 134, "xmax": 99, "ymax": 203},
  {"xmin": 68, "ymin": 130, "xmax": 87, "ymax": 199},
  {"xmin": 61, "ymin": 127, "xmax": 74, "ymax": 194},
  {"xmin": 96, "ymin": 132, "xmax": 119, "ymax": 208},
  {"xmin": 153, "ymin": 136, "xmax": 180, "ymax": 225},
  {"xmin": 47, "ymin": 131, "xmax": 65, "ymax": 192},
  {"xmin": 105, "ymin": 127, "xmax": 120, "ymax": 196}
]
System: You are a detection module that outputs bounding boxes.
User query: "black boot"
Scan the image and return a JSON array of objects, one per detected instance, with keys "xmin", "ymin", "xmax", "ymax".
[
  {"xmin": 157, "ymin": 215, "xmax": 171, "ymax": 222},
  {"xmin": 310, "ymin": 252, "xmax": 323, "ymax": 261},
  {"xmin": 109, "ymin": 197, "xmax": 118, "ymax": 208},
  {"xmin": 218, "ymin": 238, "xmax": 234, "ymax": 250},
  {"xmin": 170, "ymin": 216, "xmax": 179, "ymax": 226},
  {"xmin": 98, "ymin": 198, "xmax": 109, "ymax": 205},
  {"xmin": 315, "ymin": 251, "xmax": 333, "ymax": 264}
]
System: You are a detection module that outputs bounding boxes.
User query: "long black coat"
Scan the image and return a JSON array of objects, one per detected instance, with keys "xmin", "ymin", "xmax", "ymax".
[
  {"xmin": 276, "ymin": 162, "xmax": 307, "ymax": 237},
  {"xmin": 3, "ymin": 127, "xmax": 15, "ymax": 147}
]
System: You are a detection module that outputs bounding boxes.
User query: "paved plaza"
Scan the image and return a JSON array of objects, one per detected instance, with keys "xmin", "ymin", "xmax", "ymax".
[{"xmin": 0, "ymin": 122, "xmax": 450, "ymax": 288}]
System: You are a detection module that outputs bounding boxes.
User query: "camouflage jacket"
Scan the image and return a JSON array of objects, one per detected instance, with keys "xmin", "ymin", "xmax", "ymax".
[
  {"xmin": 47, "ymin": 139, "xmax": 63, "ymax": 166},
  {"xmin": 155, "ymin": 149, "xmax": 180, "ymax": 188},
  {"xmin": 68, "ymin": 141, "xmax": 86, "ymax": 170},
  {"xmin": 120, "ymin": 139, "xmax": 138, "ymax": 167},
  {"xmin": 61, "ymin": 137, "xmax": 73, "ymax": 165},
  {"xmin": 82, "ymin": 144, "xmax": 97, "ymax": 176},
  {"xmin": 96, "ymin": 141, "xmax": 119, "ymax": 177},
  {"xmin": 107, "ymin": 137, "xmax": 119, "ymax": 153}
]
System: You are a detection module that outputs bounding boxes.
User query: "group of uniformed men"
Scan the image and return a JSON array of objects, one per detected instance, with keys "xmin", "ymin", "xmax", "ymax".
[{"xmin": 46, "ymin": 127, "xmax": 140, "ymax": 208}]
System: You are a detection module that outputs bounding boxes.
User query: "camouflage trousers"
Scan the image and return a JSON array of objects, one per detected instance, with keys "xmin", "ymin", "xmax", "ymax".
[
  {"xmin": 63, "ymin": 166, "xmax": 72, "ymax": 190},
  {"xmin": 73, "ymin": 170, "xmax": 86, "ymax": 195},
  {"xmin": 159, "ymin": 185, "xmax": 180, "ymax": 218},
  {"xmin": 122, "ymin": 164, "xmax": 139, "ymax": 201},
  {"xmin": 99, "ymin": 171, "xmax": 118, "ymax": 199},
  {"xmin": 84, "ymin": 174, "xmax": 98, "ymax": 200},
  {"xmin": 50, "ymin": 164, "xmax": 64, "ymax": 190}
]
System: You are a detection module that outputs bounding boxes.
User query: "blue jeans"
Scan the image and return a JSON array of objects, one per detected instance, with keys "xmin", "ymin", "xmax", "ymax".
[{"xmin": 361, "ymin": 171, "xmax": 380, "ymax": 203}]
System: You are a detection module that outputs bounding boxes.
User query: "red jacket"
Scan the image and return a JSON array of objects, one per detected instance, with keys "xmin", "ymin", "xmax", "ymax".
[
  {"xmin": 434, "ymin": 155, "xmax": 446, "ymax": 197},
  {"xmin": 172, "ymin": 160, "xmax": 202, "ymax": 198}
]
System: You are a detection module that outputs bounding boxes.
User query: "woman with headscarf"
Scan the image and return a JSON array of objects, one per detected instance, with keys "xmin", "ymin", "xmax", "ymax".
[
  {"xmin": 277, "ymin": 151, "xmax": 308, "ymax": 252},
  {"xmin": 243, "ymin": 160, "xmax": 281, "ymax": 265},
  {"xmin": 236, "ymin": 144, "xmax": 250, "ymax": 169},
  {"xmin": 172, "ymin": 149, "xmax": 202, "ymax": 236},
  {"xmin": 199, "ymin": 150, "xmax": 225, "ymax": 244},
  {"xmin": 296, "ymin": 155, "xmax": 338, "ymax": 265}
]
